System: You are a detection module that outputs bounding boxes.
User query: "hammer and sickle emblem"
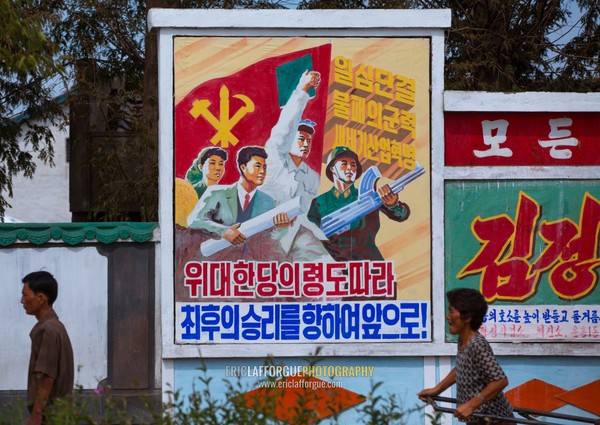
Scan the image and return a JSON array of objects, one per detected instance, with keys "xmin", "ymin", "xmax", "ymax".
[{"xmin": 189, "ymin": 85, "xmax": 255, "ymax": 148}]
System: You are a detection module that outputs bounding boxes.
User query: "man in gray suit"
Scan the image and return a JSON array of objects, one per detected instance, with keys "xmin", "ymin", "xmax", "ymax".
[{"xmin": 187, "ymin": 146, "xmax": 291, "ymax": 247}]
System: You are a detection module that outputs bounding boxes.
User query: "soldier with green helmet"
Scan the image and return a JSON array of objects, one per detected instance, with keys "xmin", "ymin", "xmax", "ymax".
[{"xmin": 307, "ymin": 146, "xmax": 410, "ymax": 262}]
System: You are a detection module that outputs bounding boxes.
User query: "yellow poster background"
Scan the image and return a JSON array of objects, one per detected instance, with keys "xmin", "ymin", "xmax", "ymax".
[{"xmin": 174, "ymin": 37, "xmax": 431, "ymax": 301}]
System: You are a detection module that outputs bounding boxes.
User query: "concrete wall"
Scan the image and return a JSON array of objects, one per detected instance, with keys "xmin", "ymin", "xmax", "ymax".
[
  {"xmin": 0, "ymin": 231, "xmax": 160, "ymax": 418},
  {"xmin": 0, "ymin": 245, "xmax": 108, "ymax": 390}
]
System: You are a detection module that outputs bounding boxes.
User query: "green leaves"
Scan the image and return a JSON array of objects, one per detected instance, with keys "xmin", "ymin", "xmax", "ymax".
[
  {"xmin": 297, "ymin": 0, "xmax": 598, "ymax": 92},
  {"xmin": 0, "ymin": 0, "xmax": 65, "ymax": 220}
]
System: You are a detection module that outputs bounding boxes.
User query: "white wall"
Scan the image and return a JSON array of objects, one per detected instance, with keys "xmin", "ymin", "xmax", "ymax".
[
  {"xmin": 0, "ymin": 245, "xmax": 108, "ymax": 390},
  {"xmin": 3, "ymin": 111, "xmax": 71, "ymax": 223}
]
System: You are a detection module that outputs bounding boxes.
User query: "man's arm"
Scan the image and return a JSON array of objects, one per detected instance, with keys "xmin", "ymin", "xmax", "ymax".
[
  {"xmin": 222, "ymin": 223, "xmax": 246, "ymax": 245},
  {"xmin": 187, "ymin": 187, "xmax": 233, "ymax": 237},
  {"xmin": 377, "ymin": 184, "xmax": 410, "ymax": 222},
  {"xmin": 27, "ymin": 374, "xmax": 54, "ymax": 425},
  {"xmin": 307, "ymin": 196, "xmax": 323, "ymax": 227},
  {"xmin": 265, "ymin": 71, "xmax": 319, "ymax": 156}
]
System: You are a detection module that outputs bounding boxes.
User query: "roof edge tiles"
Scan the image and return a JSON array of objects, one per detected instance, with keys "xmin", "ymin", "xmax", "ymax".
[{"xmin": 0, "ymin": 222, "xmax": 158, "ymax": 246}]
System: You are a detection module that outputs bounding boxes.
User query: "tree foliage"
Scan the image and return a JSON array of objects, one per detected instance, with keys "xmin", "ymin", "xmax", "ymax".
[
  {"xmin": 1, "ymin": 0, "xmax": 598, "ymax": 221},
  {"xmin": 0, "ymin": 0, "xmax": 65, "ymax": 219},
  {"xmin": 52, "ymin": 0, "xmax": 153, "ymax": 221},
  {"xmin": 298, "ymin": 0, "xmax": 599, "ymax": 92},
  {"xmin": 46, "ymin": 0, "xmax": 284, "ymax": 222},
  {"xmin": 554, "ymin": 0, "xmax": 600, "ymax": 90},
  {"xmin": 435, "ymin": 0, "xmax": 569, "ymax": 90}
]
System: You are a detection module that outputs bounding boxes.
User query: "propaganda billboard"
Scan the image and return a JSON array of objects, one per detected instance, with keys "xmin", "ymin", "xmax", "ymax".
[{"xmin": 172, "ymin": 37, "xmax": 432, "ymax": 344}]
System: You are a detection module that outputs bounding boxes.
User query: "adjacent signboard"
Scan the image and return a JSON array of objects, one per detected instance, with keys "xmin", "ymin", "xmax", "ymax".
[
  {"xmin": 444, "ymin": 105, "xmax": 600, "ymax": 342},
  {"xmin": 445, "ymin": 180, "xmax": 600, "ymax": 341}
]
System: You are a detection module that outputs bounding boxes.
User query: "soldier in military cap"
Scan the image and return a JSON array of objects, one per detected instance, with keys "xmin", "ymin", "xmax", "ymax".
[{"xmin": 307, "ymin": 146, "xmax": 411, "ymax": 262}]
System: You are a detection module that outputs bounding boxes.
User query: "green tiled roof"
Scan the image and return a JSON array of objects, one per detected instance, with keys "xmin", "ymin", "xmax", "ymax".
[{"xmin": 0, "ymin": 222, "xmax": 158, "ymax": 246}]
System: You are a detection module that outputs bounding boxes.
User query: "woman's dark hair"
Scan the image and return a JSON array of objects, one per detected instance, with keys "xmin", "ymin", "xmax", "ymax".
[
  {"xmin": 446, "ymin": 288, "xmax": 488, "ymax": 330},
  {"xmin": 199, "ymin": 147, "xmax": 227, "ymax": 166},
  {"xmin": 22, "ymin": 271, "xmax": 58, "ymax": 306}
]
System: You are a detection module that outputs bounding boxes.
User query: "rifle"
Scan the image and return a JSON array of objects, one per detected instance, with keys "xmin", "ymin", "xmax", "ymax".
[{"xmin": 320, "ymin": 164, "xmax": 425, "ymax": 238}]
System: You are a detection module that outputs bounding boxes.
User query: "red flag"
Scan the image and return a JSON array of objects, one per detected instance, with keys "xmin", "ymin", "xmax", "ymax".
[{"xmin": 175, "ymin": 44, "xmax": 332, "ymax": 184}]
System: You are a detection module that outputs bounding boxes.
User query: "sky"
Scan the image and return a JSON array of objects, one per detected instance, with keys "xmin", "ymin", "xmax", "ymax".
[
  {"xmin": 279, "ymin": 0, "xmax": 587, "ymax": 42},
  {"xmin": 551, "ymin": 0, "xmax": 586, "ymax": 44},
  {"xmin": 41, "ymin": 0, "xmax": 590, "ymax": 103}
]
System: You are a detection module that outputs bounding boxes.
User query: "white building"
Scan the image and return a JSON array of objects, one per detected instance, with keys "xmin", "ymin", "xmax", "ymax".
[{"xmin": 3, "ymin": 103, "xmax": 71, "ymax": 223}]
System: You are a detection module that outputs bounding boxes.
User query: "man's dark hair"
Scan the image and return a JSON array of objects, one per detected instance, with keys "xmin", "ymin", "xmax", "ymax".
[
  {"xmin": 199, "ymin": 147, "xmax": 228, "ymax": 166},
  {"xmin": 446, "ymin": 288, "xmax": 488, "ymax": 330},
  {"xmin": 22, "ymin": 271, "xmax": 58, "ymax": 306},
  {"xmin": 237, "ymin": 146, "xmax": 268, "ymax": 173}
]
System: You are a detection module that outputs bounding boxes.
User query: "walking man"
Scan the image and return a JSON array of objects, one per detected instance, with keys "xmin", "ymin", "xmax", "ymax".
[{"xmin": 21, "ymin": 271, "xmax": 74, "ymax": 425}]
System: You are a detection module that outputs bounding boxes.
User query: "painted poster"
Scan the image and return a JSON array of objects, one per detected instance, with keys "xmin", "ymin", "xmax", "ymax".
[
  {"xmin": 445, "ymin": 180, "xmax": 600, "ymax": 341},
  {"xmin": 173, "ymin": 37, "xmax": 431, "ymax": 344}
]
